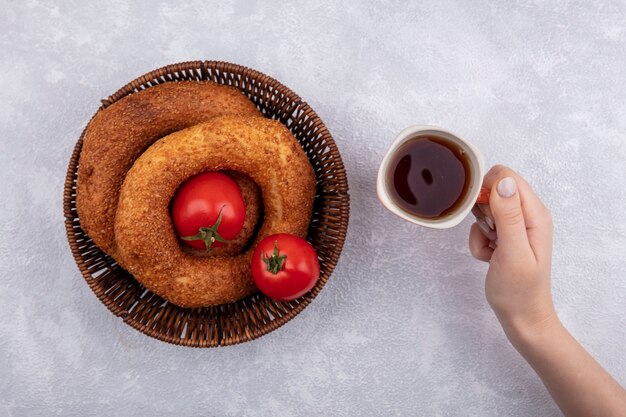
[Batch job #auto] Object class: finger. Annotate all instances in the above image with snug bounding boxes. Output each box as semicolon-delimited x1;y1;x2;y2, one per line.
476;204;496;234
473;204;497;244
482;165;552;260
469;223;494;262
471;204;484;219
475;217;497;241
489;176;532;258
473;204;496;233
476;204;495;231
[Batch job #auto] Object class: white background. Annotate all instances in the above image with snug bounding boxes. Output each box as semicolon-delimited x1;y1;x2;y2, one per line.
1;1;625;416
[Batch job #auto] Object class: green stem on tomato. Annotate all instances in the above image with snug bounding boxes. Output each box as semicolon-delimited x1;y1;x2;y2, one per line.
262;241;287;274
181;206;228;252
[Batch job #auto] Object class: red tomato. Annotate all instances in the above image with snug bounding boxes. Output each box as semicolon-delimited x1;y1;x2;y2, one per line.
251;234;320;301
170;172;245;251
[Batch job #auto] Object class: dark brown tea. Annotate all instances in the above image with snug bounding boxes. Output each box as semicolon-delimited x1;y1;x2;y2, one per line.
388;135;471;218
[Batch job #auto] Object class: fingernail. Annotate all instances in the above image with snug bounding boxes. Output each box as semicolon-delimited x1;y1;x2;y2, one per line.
484;216;495;230
476;218;490;234
471;205;483;219
497;177;517;198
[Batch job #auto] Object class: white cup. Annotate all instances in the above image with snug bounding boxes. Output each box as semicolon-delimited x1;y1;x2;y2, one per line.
376;125;485;229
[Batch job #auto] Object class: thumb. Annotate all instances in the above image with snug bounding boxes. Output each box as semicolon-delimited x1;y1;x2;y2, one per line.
490;176;530;254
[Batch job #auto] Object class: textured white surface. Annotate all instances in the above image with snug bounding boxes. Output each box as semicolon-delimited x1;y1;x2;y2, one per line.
1;1;625;416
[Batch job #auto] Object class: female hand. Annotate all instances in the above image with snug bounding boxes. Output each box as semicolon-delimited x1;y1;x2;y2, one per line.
469;164;557;339
468;164;626;417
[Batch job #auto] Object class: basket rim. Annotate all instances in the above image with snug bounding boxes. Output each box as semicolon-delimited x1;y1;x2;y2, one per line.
63;60;350;347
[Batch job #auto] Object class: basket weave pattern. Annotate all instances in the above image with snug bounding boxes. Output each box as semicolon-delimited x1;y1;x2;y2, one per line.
64;61;349;347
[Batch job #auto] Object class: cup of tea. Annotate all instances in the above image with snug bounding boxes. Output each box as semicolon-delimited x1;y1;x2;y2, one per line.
376;125;488;229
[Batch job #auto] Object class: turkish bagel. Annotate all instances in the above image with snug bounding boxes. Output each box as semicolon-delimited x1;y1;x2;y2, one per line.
114;116;316;307
76;81;261;259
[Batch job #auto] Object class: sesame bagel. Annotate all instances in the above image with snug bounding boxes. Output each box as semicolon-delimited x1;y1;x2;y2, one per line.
114;115;316;307
77;81;261;259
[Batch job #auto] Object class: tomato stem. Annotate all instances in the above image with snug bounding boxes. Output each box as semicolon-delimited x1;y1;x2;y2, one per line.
181;206;229;252
262;241;287;274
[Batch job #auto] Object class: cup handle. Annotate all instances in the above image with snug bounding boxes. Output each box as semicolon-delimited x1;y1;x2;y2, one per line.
476;187;491;205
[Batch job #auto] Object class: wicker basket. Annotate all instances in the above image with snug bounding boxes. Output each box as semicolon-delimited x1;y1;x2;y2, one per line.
63;61;349;347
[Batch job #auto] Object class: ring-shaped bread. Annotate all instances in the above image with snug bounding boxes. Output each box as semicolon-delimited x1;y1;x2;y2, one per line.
114;115;316;307
77;81;260;259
